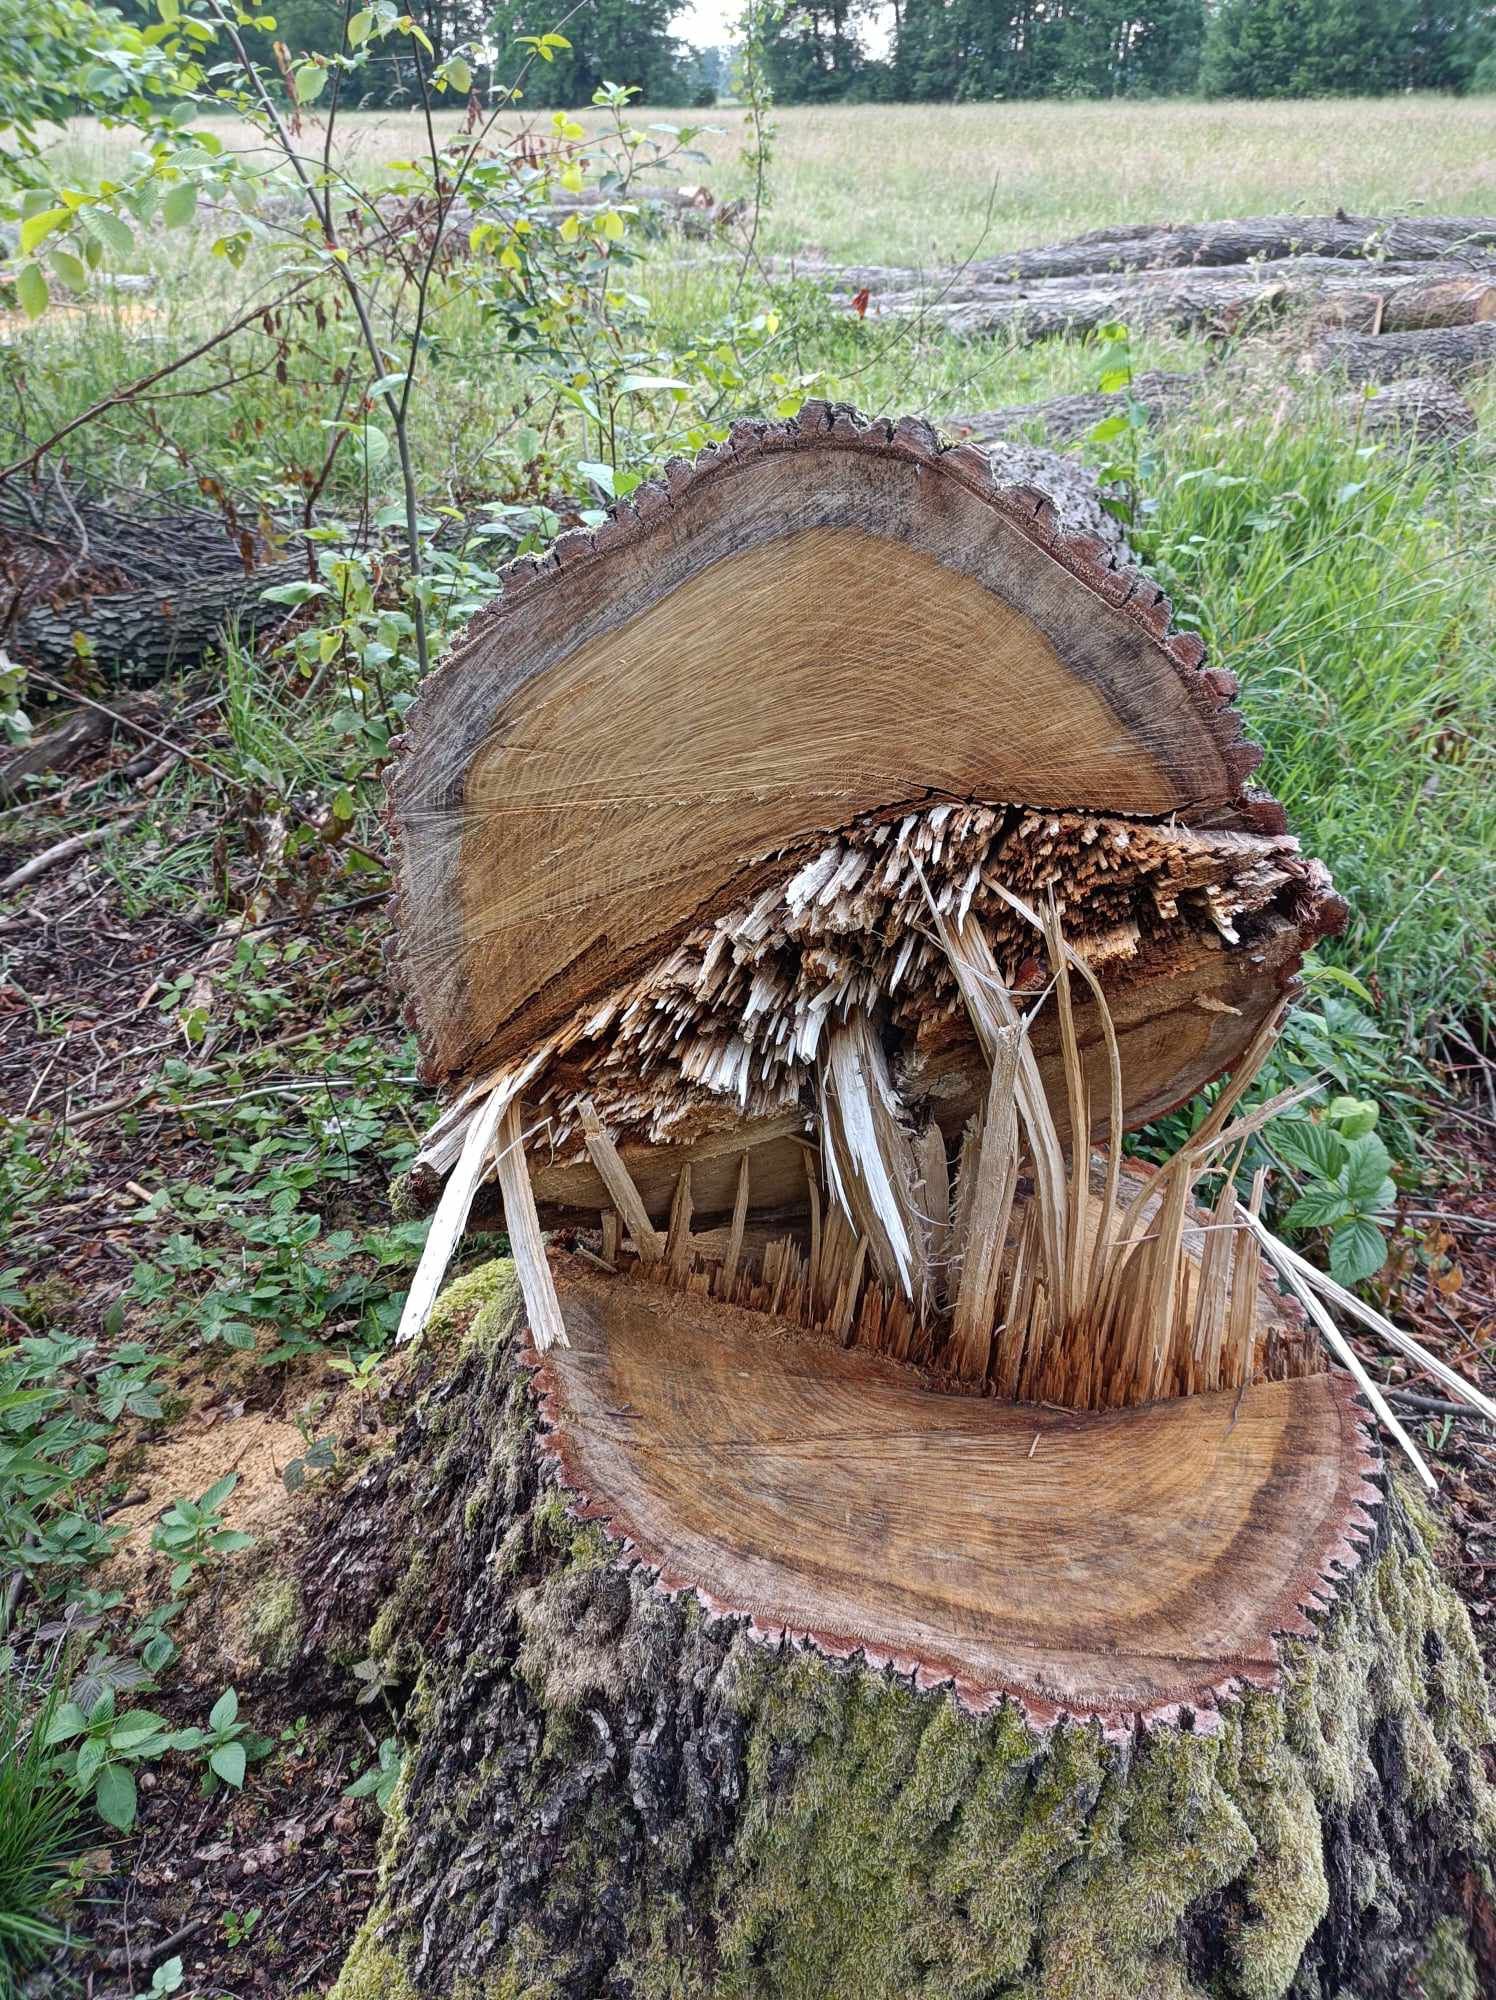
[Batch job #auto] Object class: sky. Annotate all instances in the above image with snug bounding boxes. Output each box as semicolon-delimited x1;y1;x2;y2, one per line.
674;1;893;53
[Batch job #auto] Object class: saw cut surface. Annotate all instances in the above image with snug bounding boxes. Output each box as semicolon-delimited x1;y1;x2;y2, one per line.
391;408;1267;1089
531;1273;1382;1725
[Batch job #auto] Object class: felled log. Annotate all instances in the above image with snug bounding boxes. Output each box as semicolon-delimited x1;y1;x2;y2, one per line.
855;258;1496;344
11;560;304;680
814;212;1496;294
0;481;304;680
357;402;1492;1995
1308;321;1496;385
950;370;1477;451
1307;275;1496;335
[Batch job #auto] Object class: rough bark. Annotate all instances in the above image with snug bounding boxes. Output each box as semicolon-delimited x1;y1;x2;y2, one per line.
312;1262;1496;2000
0;482;307;679
950;371;1477;451
859;261;1496;344
10;557;305;679
799;213;1496;293
1307;322;1496;385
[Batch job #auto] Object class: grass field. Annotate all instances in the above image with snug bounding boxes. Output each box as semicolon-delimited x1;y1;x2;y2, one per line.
46;91;1496;264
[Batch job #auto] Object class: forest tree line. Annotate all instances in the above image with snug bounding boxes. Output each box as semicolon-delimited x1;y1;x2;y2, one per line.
94;0;1496;108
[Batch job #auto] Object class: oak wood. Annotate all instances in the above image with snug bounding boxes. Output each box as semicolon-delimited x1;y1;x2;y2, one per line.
390;405;1266;1095
530;1271;1381;1726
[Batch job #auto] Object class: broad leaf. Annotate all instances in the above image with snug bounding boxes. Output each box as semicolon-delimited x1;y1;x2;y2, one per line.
208;1687;238;1731
95;1761;137;1832
1329;1217;1388;1286
162;182;197;229
15;263;49;320
209;1741;246;1789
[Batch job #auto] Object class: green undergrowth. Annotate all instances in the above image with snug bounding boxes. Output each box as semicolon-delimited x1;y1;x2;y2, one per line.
328;1260;1495;2000
1139;386;1496;1051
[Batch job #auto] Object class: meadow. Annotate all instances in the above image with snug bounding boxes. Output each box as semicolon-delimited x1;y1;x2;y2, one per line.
47;91;1496;262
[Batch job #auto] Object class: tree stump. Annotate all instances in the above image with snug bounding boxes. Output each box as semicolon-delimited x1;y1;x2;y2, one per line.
321;1265;1494;2000
341;403;1494;1996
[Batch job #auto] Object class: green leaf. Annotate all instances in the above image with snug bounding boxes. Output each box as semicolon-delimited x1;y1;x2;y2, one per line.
76;1738;106;1789
209;1740;246;1789
293;62;326;103
111;1711;170;1751
82;209;134;259
1285;1187;1352;1232
1096;367;1132;394
20;207;70;254
15;263;49;321
1329;1217;1387;1286
44;1701;88;1746
1271;1118;1343;1180
213;1530;256;1554
1328;1095;1378;1140
1302;960;1375;1005
347;6;373;44
1087;413;1129;443
576;459;616;497
95;1761;137;1832
367;370;409;399
198;1472;237;1513
208;1687;238;1731
444;55;471;94
1341;1134;1395;1211
162;182;198;229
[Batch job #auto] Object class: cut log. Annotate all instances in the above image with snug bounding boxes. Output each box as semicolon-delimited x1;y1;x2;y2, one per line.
315;1262;1496;2000
1307;276;1496;335
951;369;1477;451
857;259;1496;344
369;401;1493;1991
1308;321;1496;385
827;213;1496;291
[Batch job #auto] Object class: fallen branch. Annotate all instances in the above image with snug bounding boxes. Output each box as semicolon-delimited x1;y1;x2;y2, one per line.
0;811;140;892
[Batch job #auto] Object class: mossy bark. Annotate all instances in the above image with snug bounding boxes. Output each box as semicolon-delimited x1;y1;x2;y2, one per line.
309;1260;1496;2000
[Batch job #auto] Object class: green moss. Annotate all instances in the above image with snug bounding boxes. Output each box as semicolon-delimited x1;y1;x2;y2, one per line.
424;1257;518;1350
326;1929;420;2000
1412;1916;1480;2000
246;1573;303;1671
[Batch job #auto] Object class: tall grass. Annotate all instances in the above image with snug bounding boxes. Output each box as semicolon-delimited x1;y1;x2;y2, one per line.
0;1674;82;1996
31;94;1496;265
1140;388;1496;1052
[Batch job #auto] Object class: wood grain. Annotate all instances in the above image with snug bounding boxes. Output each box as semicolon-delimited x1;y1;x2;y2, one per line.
529;1271;1382;1728
390;405;1270;1093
